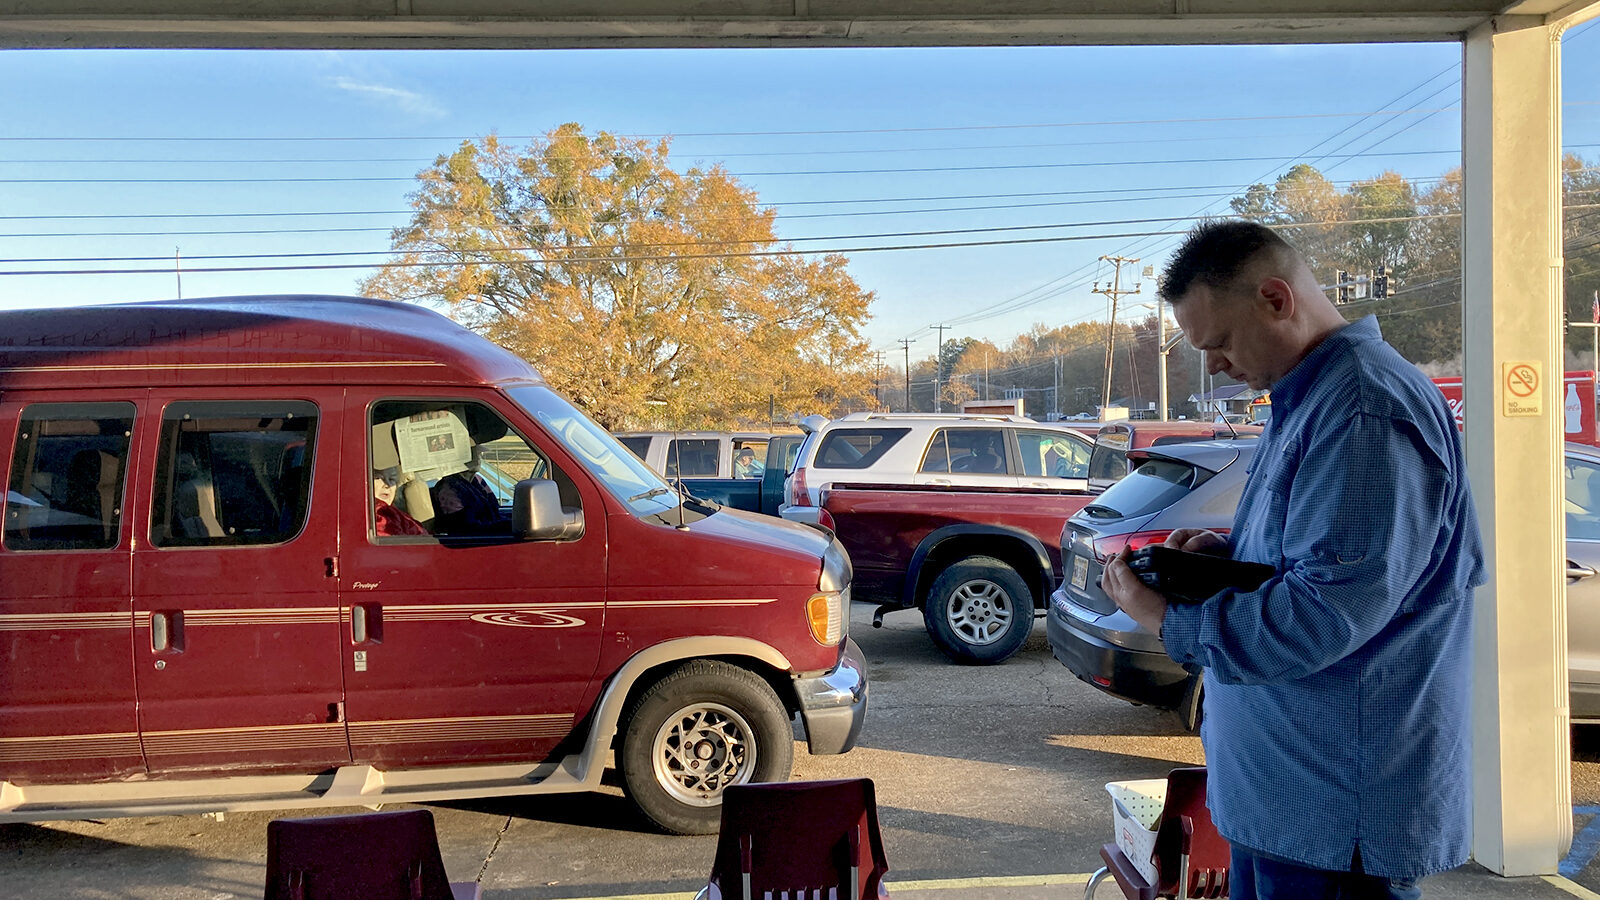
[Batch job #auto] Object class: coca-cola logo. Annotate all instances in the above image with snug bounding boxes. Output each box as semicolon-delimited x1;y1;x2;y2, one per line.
1444;396;1465;429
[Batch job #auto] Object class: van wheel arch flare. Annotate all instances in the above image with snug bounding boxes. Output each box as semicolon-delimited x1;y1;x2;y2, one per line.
618;659;794;835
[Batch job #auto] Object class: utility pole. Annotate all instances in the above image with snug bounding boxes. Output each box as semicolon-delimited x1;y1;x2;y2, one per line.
1054;355;1061;419
1157;295;1168;421
1092;255;1140;416
898;338;916;412
929;324;949;413
871;350;885;410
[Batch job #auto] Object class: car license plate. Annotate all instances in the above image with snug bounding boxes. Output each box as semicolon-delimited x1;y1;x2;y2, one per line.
1070;555;1089;591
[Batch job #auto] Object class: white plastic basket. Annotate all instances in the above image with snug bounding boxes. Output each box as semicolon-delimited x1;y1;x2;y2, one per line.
1106;778;1167;886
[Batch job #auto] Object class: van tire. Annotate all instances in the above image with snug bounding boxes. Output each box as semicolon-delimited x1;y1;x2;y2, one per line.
922;556;1033;665
619;660;795;835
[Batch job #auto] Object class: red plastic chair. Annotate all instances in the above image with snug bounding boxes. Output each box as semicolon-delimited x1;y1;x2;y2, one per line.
695;778;891;900
264;808;483;900
1085;767;1228;899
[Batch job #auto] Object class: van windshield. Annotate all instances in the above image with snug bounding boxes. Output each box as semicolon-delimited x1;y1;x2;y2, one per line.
507;386;681;517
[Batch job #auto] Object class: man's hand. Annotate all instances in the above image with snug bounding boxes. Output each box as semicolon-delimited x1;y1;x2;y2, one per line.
1164;528;1229;555
1104;547;1170;636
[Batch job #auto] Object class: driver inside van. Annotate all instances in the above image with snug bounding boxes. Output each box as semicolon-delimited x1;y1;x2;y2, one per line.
373;466;427;537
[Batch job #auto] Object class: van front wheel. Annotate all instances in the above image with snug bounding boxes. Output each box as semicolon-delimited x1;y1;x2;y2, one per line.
923;556;1034;665
619;660;795;835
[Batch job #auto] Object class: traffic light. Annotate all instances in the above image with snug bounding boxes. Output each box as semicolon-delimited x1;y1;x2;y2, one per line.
1335;269;1351;304
1373;265;1389;299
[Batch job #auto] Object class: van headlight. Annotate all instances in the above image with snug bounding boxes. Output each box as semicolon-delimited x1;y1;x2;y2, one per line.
808;541;853;645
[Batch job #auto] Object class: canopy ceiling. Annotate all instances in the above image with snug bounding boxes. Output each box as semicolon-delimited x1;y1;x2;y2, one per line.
0;1;1591;50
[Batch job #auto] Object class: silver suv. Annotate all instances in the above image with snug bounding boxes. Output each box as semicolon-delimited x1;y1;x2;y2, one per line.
780;413;1094;528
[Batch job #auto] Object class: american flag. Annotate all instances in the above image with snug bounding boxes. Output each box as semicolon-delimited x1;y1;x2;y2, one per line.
1593;290;1599;325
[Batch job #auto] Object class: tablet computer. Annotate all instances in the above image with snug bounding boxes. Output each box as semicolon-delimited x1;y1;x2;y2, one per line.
1125;546;1275;604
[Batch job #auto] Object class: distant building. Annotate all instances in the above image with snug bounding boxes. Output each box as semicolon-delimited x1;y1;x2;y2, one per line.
1188;383;1267;421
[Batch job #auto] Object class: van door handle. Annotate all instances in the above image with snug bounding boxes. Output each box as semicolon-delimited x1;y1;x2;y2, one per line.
151;611;184;653
352;604;382;644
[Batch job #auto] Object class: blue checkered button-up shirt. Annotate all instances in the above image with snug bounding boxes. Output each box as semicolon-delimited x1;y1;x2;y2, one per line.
1160;316;1485;879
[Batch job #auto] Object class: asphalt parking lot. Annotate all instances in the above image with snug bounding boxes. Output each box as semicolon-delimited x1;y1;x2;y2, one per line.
5;604;1600;899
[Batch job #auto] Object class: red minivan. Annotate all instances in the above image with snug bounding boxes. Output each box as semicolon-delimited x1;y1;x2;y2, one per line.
0;296;866;834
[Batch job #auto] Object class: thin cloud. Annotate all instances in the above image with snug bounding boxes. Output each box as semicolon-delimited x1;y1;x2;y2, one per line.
330;76;445;118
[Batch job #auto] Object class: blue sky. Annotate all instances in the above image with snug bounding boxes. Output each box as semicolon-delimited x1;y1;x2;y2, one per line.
1;34;1597;361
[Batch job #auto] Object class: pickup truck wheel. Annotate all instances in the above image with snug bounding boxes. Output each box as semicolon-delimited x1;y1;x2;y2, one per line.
619;660;794;835
923;556;1033;664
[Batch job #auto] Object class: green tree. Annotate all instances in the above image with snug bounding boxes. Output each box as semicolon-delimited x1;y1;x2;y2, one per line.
360;124;875;430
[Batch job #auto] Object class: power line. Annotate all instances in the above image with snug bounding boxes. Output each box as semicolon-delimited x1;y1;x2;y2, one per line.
2;210;1500;266
0;147;1486;185
0;106;1474;144
0;171;1478;223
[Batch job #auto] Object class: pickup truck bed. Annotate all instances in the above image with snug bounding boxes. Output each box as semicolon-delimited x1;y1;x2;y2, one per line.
822;482;1095;663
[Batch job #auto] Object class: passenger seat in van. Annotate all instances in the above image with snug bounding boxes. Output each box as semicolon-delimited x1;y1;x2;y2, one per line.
370;421;435;529
174;452;225;539
63;448;120;543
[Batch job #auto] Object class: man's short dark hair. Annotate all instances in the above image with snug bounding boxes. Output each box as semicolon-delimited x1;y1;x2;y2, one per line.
1158;220;1296;303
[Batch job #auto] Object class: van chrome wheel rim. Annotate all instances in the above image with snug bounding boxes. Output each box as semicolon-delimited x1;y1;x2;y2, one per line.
652;702;758;807
946;579;1014;646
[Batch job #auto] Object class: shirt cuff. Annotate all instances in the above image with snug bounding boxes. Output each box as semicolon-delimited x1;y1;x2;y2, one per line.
1159;601;1204;666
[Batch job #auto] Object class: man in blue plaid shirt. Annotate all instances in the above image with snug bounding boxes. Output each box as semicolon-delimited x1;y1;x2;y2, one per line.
1105;220;1485;900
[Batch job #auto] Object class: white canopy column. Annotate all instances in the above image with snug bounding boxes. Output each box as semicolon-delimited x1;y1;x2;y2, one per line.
1463;11;1573;876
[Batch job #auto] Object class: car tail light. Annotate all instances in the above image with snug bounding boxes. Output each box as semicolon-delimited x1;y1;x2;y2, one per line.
790;467;811;507
1092;530;1172;561
817;507;837;532
1092;528;1230;561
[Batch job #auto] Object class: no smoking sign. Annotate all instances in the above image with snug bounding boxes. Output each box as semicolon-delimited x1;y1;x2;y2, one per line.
1503;362;1543;417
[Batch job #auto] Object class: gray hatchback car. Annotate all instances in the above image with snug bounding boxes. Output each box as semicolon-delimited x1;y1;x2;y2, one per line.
1049;438;1600;730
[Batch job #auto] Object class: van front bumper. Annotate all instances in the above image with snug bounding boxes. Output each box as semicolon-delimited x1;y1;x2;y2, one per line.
794;637;868;755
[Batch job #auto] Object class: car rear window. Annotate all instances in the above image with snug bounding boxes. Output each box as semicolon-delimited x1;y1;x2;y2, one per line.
1080;459;1200;520
814;428;909;469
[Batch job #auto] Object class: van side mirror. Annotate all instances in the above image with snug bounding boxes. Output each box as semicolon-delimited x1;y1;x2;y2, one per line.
512;478;583;541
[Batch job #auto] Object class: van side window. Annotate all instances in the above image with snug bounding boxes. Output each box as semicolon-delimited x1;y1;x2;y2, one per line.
617;436;652;459
4;402;135;551
370;400;563;540
665;439;718;479
150;401;317;548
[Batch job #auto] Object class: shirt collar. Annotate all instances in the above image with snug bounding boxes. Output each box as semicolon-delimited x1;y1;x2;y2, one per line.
1268;315;1381;415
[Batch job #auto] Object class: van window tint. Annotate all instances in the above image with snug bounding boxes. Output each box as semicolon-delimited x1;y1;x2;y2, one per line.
815;428;908;470
617;436;652;459
665;439;718;478
1018;430;1091;478
5;402;135;551
370;399;564;540
150;401;316;548
1081;459;1198;520
920;428;1007;474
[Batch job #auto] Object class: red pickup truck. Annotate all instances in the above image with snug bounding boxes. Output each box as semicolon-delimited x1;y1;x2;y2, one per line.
820;482;1095;664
